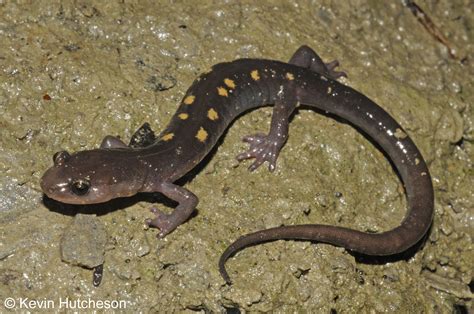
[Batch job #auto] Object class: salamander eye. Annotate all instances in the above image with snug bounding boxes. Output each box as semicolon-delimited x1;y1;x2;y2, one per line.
53;151;71;166
71;179;90;196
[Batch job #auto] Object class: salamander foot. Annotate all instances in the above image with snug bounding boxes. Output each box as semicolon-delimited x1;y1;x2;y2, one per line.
237;133;282;172
324;60;347;80
145;207;175;238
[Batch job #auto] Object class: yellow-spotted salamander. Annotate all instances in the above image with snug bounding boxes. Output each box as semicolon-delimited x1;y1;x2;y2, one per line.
41;46;434;284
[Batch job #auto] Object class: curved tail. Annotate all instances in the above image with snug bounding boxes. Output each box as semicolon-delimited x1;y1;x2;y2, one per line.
219;76;434;284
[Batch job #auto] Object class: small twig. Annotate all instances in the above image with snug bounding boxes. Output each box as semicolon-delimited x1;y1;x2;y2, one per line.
403;0;458;59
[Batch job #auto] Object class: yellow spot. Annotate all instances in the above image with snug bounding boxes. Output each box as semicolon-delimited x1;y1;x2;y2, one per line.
286;72;294;80
178;113;189;120
251;70;260;81
195;127;208;142
207;108;219;121
217;86;228;97
224;78;236;89
415;158;420;165
184;95;195;105
327;86;332;94
161;133;174;141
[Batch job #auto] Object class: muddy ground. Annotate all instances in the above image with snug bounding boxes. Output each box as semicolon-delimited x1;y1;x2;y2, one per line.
0;1;472;312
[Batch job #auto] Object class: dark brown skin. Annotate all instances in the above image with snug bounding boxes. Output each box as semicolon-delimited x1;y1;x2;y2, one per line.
41;46;434;284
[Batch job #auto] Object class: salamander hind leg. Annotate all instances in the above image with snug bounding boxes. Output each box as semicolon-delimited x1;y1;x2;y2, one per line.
145;182;198;238
289;45;347;79
237;89;297;172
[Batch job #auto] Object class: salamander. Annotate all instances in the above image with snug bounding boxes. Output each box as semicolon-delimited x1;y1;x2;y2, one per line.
40;45;434;284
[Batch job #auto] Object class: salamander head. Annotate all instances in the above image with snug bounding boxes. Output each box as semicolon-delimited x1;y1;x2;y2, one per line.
41;150;146;204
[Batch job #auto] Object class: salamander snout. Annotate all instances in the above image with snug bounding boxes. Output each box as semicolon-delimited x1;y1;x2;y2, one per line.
40;159;97;205
40;149;146;205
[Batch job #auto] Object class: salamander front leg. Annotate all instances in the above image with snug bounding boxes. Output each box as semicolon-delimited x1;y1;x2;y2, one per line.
289;45;347;79
100;136;128;149
145;182;198;238
100;122;157;149
237;90;297;172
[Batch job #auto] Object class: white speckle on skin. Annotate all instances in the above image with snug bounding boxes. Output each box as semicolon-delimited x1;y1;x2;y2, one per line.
277;85;284;98
396;141;408;154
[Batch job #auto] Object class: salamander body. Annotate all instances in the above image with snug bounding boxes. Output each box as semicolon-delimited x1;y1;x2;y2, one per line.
41;46;434;283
